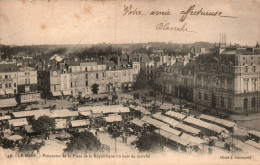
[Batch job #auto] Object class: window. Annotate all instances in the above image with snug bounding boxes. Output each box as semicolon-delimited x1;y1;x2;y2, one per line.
252;78;257;91
198;92;201;100
0;84;2;88
14;89;16;94
85;67;88;72
5;75;8;79
0;75;1;79
252;97;256;108
244;79;249;92
71;82;73;88
5;84;8;88
96;73;98;79
85;74;88;79
245;66;248;73
69;68;72;73
86;81;88;86
253;66;256;72
204;93;208;100
75;81;78;87
9;83;11;88
244;98;248;109
221;96;224;107
102;72;105;78
228;98;232;108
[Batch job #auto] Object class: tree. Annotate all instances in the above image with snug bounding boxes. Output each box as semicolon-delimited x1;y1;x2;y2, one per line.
64;131;102;153
31;116;55;138
135;132;164;152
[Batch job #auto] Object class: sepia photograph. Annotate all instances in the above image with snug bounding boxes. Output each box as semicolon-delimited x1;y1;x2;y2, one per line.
0;0;259;164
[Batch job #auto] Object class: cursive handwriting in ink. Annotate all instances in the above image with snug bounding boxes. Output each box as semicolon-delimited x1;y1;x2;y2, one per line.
156;23;196;33
123;4;146;16
179;5;237;22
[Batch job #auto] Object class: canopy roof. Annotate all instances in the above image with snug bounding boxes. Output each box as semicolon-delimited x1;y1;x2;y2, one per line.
0;98;17;108
165;111;186;120
0;115;11;121
199;114;236;128
130;118;145;127
248;130;260;138
152;112;179;127
71;119;90;127
104;115;122;122
175;123;201;135
8;118;28;127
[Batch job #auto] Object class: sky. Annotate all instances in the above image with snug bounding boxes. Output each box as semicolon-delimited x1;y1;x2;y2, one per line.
0;0;259;46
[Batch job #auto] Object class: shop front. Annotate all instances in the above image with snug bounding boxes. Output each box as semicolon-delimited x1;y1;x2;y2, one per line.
19;92;41;104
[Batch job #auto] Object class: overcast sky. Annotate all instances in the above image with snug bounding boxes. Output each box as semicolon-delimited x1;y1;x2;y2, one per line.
0;0;259;46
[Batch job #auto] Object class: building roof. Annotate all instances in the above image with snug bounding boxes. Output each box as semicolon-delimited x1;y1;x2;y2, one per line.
71;119;90;127
104;114;122;122
0;64;19;72
199;114;236;128
175;123;201;135
8;118;28;127
0;98;17;108
104;61;116;67
248;130;260;138
130;118;145;127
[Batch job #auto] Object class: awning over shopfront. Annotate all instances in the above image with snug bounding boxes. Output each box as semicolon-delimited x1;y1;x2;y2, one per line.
0;90;5;95
0;98;17;108
0;115;11;121
130;118;145;127
52;91;62;97
8;118;28;127
5;89;14;94
62;90;72;96
104;115;122;122
71;119;90;127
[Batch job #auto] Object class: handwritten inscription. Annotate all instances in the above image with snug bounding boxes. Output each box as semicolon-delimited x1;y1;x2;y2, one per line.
156;23;196;33
179;5;237;22
122;4;237;33
123;4;145;16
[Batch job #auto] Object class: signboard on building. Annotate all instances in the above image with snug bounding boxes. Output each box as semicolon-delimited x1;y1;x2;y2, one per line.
20;93;41;103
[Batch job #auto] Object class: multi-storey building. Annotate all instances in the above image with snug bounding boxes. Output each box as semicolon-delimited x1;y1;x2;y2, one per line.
105;60;134;92
67;60;106;96
193;46;260;113
0;64;19;97
17;66;41;103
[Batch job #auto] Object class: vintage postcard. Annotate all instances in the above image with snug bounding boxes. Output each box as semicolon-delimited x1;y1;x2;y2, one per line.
0;0;260;164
